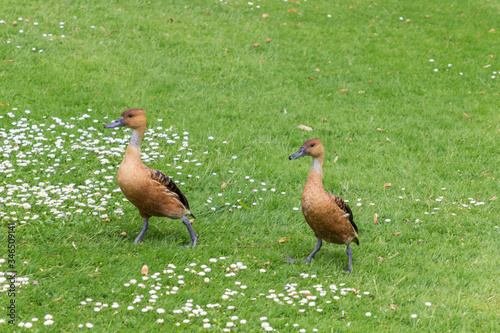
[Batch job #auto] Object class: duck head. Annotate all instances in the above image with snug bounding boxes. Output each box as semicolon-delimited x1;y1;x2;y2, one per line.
104;109;147;129
289;138;325;160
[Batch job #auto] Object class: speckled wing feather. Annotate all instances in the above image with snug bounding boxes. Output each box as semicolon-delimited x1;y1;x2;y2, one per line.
332;195;358;234
148;168;193;216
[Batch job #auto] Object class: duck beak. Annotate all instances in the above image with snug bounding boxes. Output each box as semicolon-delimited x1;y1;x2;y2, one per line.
104;117;125;128
289;146;307;160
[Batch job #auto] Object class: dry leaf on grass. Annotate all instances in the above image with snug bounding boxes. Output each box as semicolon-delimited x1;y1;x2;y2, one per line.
490;196;498;201
252;43;260;47
288;9;297;12
377;128;384;132
120;231;127;236
278;237;290;243
392;232;401;236
308;76;315;80
463;113;472;119
378;256;384;262
221;182;226;189
337;89;348;93
374;213;378;224
262;14;269;18
141;265;149;276
321;118;328;122
297;124;313;131
265;38;271;42
390;304;400;310
384;183;392;188
333;156;338;163
72;241;77;250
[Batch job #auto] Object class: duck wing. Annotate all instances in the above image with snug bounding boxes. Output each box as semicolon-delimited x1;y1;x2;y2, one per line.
332;195;358;234
148;168;192;214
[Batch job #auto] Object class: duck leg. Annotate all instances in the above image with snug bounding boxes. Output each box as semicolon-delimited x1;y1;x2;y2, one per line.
181;216;198;247
345;245;353;273
284;238;323;264
134;218;149;244
303;238;322;263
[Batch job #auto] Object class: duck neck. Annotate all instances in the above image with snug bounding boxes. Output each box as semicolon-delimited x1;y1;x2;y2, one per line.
123;127;145;163
306;155;325;190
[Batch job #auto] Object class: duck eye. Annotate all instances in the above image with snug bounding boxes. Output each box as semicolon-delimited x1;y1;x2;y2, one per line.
128;114;133;118
310;143;315;147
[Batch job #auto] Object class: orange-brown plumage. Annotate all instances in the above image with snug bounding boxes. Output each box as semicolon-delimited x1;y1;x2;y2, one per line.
288;138;359;272
104;109;197;246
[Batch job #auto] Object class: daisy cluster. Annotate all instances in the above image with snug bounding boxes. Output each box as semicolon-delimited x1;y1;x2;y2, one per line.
0;16;67;53
74;257;380;331
14;314;56;329
0;259;34;296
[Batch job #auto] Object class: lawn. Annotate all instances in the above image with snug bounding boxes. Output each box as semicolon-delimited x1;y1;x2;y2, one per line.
0;0;499;331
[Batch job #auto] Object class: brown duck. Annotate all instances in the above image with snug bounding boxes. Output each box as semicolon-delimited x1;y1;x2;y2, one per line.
104;109;197;247
287;138;359;273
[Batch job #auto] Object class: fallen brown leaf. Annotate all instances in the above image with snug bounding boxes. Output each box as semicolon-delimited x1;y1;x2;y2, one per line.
262;14;269;18
288;9;297;12
321;118;328;122
333;156;338;163
315;68;320;72
392;232;401;236
405;19;411;23
7;60;13;62
390;304;400;310
384;183;392;188
297;124;313;131
221;182;226;189
72;241;77;250
490;196;498;201
337;89;348;93
265;38;271;42
263;261;271;268
189;219;194;223
374;213;378;224
358;90;366;94
53;297;62;302
13;21;17;26
386;137;391;142
483;64;491;68
120;231;127;236
252;43;260;47
377;128;384;132
424;15;430;18
489;29;496;33
102;218;110;222
378;256;384;262
308;76;315;80
278;237;290;243
141;265;149;276
463;113;472;119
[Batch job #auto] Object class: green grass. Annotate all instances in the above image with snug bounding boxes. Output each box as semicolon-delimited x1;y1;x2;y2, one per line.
1;0;499;331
